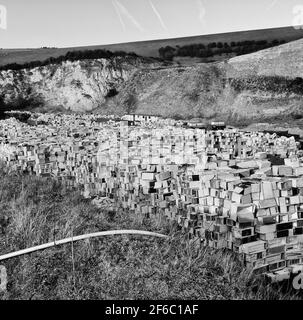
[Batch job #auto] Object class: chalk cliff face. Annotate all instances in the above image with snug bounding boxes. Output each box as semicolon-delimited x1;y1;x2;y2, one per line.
0;58;144;112
1;39;303;124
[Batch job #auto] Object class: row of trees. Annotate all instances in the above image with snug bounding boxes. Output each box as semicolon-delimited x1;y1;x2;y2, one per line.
159;39;286;60
0;49;139;72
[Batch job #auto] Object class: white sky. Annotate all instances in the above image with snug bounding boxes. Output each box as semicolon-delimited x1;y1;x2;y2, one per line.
0;0;300;48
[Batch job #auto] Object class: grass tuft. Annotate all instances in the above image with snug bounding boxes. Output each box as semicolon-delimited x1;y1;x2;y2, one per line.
0;169;301;300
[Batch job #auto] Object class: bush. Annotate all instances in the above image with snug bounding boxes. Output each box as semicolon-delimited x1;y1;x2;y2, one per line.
124;93;138;114
159;46;176;61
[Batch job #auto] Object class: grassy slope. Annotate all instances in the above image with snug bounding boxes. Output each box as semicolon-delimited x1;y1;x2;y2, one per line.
227;38;303;78
100;64;226;119
1;26;303;67
0;168;300;300
99;65;303;123
95;38;303;124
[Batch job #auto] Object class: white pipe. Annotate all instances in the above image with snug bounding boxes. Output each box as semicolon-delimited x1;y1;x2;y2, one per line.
0;230;168;261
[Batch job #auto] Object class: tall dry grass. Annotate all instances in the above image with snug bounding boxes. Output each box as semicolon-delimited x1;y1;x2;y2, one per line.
0;168;301;300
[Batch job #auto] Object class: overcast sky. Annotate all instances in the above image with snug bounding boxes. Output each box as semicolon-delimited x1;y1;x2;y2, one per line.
0;0;301;48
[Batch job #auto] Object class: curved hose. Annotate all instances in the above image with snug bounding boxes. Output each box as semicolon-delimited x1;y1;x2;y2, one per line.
0;229;168;261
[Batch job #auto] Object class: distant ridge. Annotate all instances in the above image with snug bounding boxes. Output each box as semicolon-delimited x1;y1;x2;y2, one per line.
1;26;303;66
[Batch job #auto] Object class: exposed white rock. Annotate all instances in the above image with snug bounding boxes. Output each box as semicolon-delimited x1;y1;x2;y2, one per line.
0;58;138;112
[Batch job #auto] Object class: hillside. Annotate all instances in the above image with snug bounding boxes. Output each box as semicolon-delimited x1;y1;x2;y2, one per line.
98;38;303;122
227;39;303;78
1;37;303;124
1;26;303;67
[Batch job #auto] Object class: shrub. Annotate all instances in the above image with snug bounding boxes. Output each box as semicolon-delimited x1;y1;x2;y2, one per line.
124;93;138;114
106;88;119;98
159;46;176;61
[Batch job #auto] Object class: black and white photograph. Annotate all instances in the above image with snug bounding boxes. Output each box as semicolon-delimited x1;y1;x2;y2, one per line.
1;0;303;306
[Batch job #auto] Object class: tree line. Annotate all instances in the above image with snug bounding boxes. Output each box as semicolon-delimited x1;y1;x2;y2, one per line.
0;49;139;72
159;39;286;60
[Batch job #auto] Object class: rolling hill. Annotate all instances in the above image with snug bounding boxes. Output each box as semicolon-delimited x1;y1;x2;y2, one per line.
1;29;303;126
95;38;303;123
1;26;303;67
